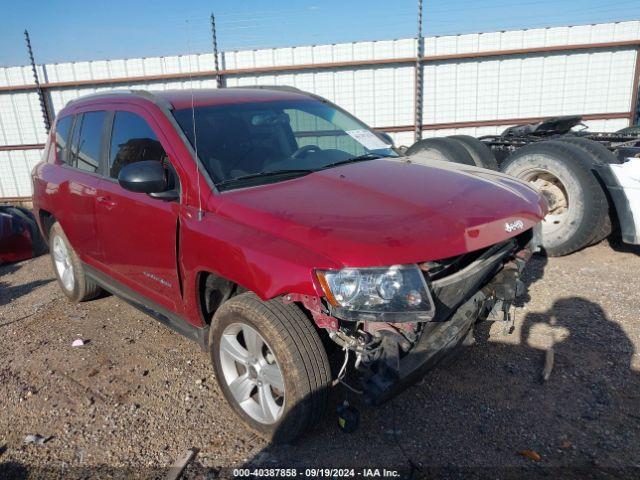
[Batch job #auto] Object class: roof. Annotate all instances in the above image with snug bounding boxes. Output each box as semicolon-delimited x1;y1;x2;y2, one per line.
156;87;312;110
64;87;314;113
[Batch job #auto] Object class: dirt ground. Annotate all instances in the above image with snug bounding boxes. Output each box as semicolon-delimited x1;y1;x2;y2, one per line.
0;241;639;479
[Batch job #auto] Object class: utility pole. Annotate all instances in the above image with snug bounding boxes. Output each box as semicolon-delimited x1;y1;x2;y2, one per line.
210;13;224;88
414;0;424;143
25;29;52;133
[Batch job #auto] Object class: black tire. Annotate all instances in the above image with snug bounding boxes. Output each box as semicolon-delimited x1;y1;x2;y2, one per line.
501;141;609;256
209;293;331;444
557;136;616;244
448;135;499;170
48;222;102;302
405;137;475;166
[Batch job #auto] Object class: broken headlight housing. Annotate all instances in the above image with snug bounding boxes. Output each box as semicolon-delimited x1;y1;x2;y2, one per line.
316;265;435;322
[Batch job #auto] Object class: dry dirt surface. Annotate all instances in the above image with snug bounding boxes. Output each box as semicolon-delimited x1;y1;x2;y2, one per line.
0;242;639;479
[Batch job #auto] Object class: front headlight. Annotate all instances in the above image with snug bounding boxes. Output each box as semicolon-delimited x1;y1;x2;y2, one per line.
316;265;435;322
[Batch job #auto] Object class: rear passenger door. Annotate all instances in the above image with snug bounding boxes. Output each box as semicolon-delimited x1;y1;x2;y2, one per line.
95;107;182;313
58;110;108;261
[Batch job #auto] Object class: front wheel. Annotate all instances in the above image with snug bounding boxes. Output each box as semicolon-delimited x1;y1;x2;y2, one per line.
209;293;331;444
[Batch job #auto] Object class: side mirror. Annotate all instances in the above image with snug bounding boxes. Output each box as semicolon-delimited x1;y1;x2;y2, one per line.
118;160;168;194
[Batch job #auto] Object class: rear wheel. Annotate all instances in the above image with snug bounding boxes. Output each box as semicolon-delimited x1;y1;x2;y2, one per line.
448;135;499;170
209;293;331;444
501;141;609;256
405;137;475;166
49;222;102;302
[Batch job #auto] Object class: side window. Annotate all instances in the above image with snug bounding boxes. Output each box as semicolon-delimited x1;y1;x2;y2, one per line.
54;115;73;164
109;111;168;179
69;111;107;173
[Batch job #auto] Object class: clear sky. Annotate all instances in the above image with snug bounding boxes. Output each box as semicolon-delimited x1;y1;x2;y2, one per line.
1;0;639;67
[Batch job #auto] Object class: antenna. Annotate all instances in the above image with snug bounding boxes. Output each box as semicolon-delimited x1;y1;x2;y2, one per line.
186;20;203;221
210;13;224;88
24;30;52;133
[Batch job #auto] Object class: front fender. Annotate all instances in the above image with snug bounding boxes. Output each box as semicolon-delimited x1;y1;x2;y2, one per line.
179;208;340;325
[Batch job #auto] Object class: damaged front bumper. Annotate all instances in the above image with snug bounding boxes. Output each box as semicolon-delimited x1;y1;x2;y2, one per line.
326;230;535;405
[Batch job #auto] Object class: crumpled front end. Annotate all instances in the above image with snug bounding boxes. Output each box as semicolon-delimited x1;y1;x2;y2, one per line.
303;228;538;405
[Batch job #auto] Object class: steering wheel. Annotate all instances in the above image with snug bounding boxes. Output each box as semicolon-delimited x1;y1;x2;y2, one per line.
291;145;322;159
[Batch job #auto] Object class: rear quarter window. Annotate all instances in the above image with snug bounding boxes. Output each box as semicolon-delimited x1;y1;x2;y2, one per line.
69;111;107;174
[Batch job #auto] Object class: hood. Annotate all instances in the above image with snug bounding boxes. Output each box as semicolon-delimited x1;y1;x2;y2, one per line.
215;159;546;267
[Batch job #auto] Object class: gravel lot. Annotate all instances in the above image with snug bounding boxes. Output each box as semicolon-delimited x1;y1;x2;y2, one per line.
1;241;639;479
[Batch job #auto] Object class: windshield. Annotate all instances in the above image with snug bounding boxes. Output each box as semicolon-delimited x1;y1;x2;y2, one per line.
173;99;397;190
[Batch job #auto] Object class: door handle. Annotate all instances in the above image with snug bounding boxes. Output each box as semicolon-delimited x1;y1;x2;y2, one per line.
97;196;117;208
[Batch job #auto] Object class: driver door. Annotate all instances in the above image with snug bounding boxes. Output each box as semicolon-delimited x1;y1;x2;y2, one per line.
95;107;182;313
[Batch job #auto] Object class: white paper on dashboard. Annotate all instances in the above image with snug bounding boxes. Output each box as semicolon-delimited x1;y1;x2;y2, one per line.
345;129;391;150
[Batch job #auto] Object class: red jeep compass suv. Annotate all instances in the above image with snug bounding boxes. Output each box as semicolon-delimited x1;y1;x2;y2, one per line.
32;87;546;442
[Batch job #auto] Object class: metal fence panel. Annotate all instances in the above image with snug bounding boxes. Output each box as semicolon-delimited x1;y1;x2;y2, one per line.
1;21;639;198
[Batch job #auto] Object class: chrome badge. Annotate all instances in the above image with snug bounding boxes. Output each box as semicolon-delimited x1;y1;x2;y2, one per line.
505;220;525;233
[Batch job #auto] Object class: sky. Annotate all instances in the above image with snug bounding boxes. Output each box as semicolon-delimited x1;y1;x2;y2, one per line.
0;0;639;67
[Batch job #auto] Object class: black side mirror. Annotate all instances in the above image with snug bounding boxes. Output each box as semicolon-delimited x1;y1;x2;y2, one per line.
118;160;168;194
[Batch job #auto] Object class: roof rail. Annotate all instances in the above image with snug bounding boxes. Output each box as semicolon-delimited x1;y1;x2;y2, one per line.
228;85;304;94
65;89;174;111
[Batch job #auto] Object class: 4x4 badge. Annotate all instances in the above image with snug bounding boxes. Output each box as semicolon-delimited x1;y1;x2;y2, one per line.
505;220;524;232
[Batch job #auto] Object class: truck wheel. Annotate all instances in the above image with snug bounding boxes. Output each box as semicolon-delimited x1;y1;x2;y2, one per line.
209;293;331;444
405;137;475;166
448;135;499;170
501;141;609;256
49;222;102;302
557;136;617;245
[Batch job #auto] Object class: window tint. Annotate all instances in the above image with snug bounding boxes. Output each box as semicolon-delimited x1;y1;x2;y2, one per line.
54;115;73;164
69;111;107;173
109;111;167;179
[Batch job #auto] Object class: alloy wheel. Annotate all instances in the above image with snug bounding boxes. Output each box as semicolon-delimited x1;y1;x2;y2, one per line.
218;322;285;424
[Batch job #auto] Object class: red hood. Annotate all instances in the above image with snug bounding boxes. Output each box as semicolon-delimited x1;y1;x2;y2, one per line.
214;159;546;267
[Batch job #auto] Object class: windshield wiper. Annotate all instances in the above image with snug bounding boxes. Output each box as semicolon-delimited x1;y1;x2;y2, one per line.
319;152;394;171
216;169;314;188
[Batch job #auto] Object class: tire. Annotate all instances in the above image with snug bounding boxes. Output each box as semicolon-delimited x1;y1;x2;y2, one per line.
501;141;609;256
557;136;617;244
209;293;331;444
405;137;476;166
49;222;102;302
448;135;499;170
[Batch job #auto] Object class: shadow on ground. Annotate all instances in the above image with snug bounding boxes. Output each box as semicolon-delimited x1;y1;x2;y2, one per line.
0;262;53;309
1;255;639;479
179;254;637;479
